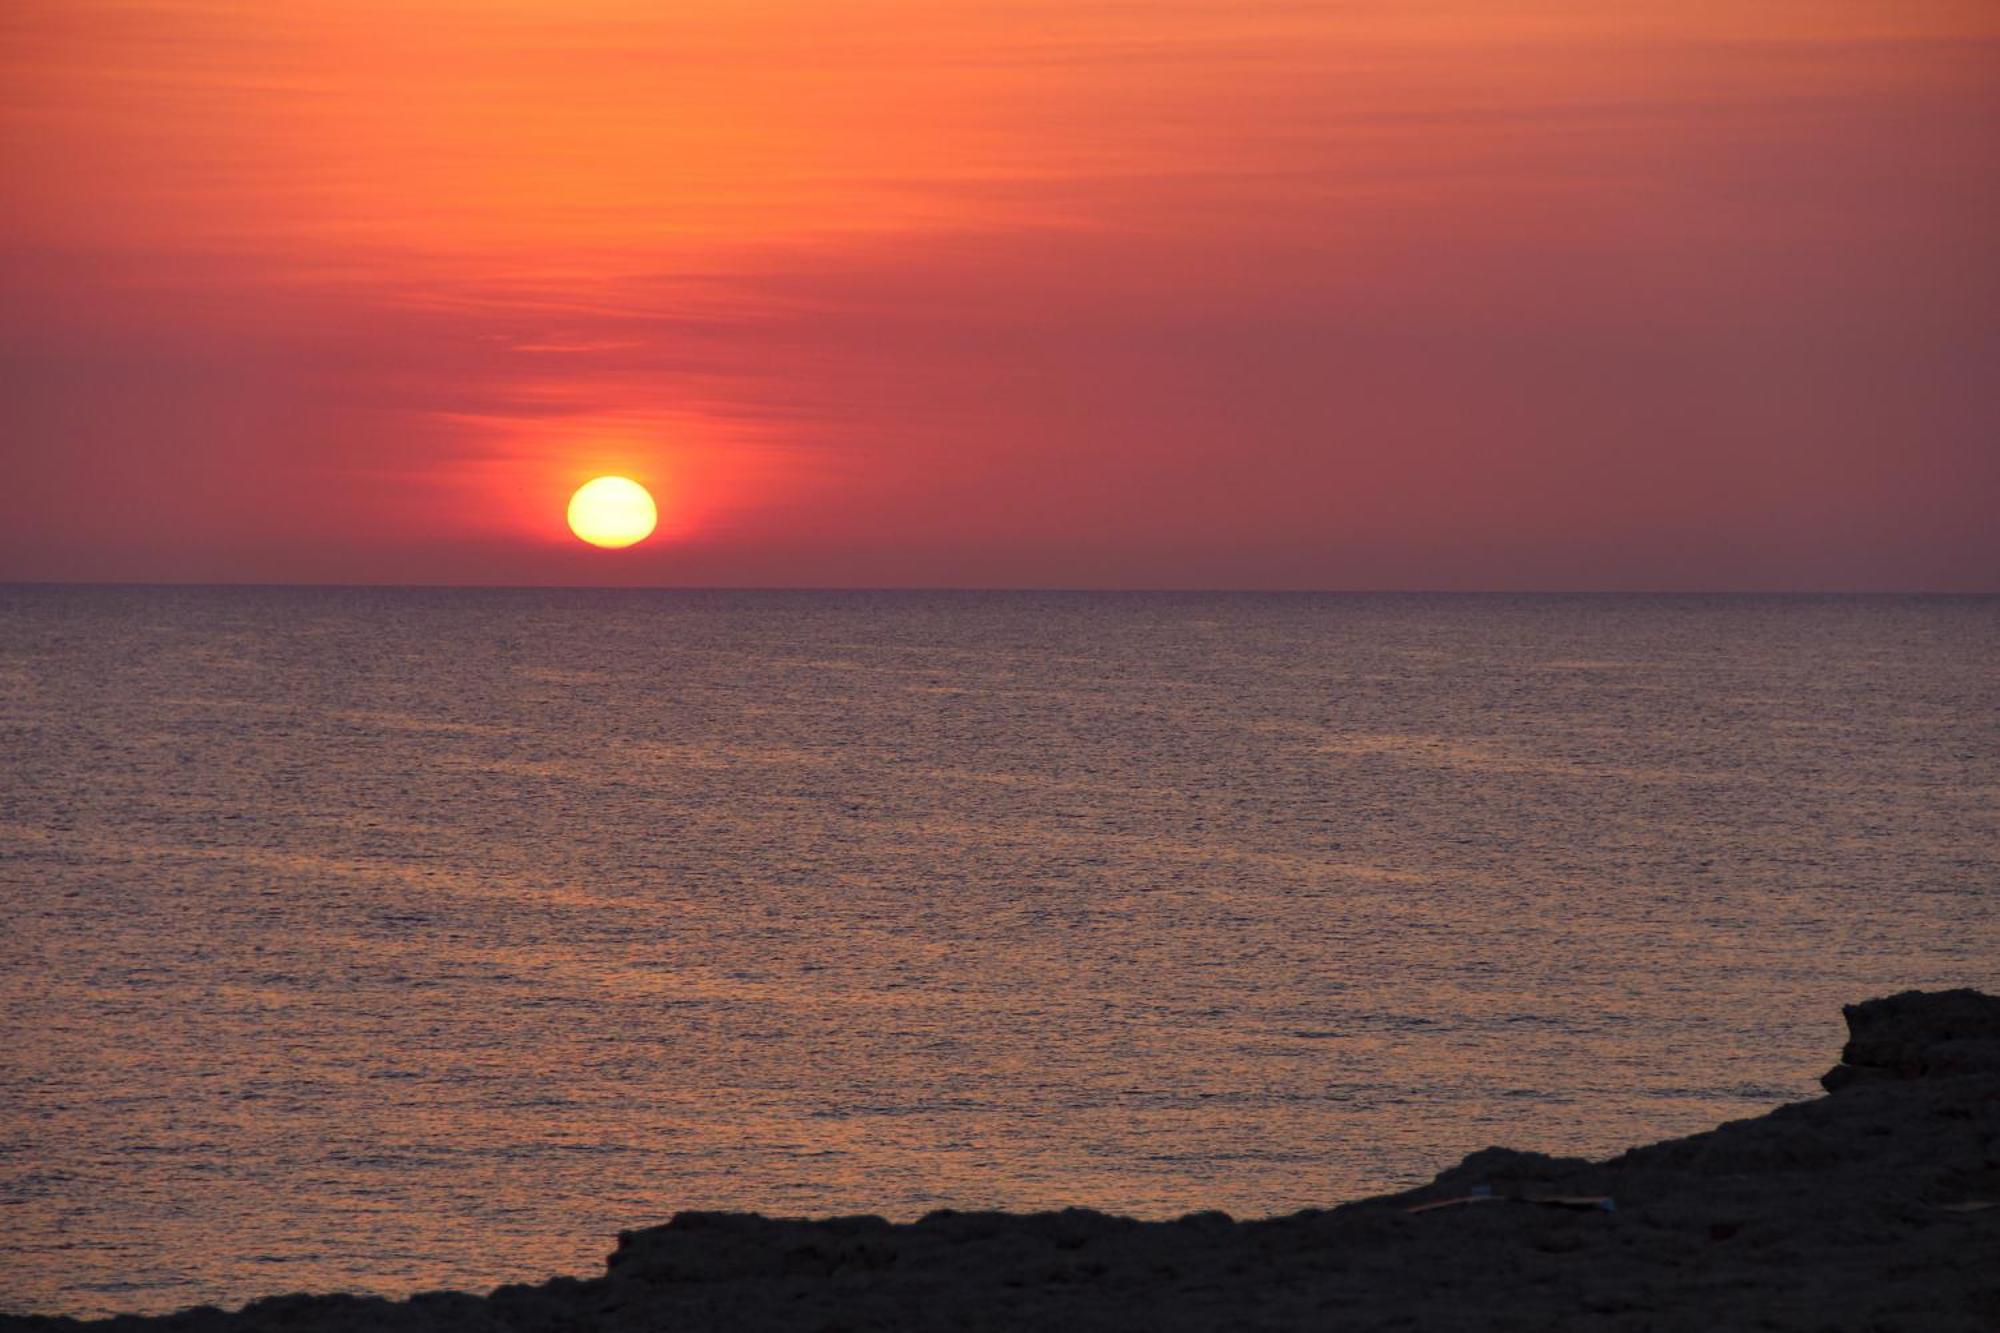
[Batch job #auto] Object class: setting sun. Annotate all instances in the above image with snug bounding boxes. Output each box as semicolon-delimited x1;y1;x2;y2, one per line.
566;476;658;549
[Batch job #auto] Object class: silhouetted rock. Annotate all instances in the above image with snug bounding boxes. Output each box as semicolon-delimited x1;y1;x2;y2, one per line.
7;991;1996;1331
1819;987;2000;1091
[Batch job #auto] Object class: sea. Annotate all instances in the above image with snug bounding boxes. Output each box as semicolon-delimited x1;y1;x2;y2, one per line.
2;587;1995;1316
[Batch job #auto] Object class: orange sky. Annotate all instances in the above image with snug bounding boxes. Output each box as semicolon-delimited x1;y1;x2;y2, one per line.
3;0;1995;588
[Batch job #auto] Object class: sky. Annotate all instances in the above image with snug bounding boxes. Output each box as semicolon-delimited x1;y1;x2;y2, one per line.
2;0;1995;589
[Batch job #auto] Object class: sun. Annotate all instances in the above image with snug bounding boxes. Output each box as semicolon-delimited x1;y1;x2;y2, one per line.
567;476;658;548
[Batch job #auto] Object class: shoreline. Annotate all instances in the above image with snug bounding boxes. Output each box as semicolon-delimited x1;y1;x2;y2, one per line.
7;989;1995;1331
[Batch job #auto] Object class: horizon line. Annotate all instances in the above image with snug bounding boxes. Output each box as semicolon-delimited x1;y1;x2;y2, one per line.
3;579;1995;598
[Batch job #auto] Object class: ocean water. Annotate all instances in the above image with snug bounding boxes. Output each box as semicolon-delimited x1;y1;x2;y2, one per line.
1;587;1995;1316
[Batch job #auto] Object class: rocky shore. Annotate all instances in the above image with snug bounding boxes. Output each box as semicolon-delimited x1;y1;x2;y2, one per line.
8;990;1996;1332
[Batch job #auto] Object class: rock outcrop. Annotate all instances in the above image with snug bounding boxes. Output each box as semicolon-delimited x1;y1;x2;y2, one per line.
1820;987;2000;1091
7;991;1997;1332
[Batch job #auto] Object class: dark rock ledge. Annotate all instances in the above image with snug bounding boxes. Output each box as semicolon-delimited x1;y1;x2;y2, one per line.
7;990;1997;1332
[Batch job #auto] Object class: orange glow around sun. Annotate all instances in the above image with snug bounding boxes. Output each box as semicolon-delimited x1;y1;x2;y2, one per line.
566;477;658;548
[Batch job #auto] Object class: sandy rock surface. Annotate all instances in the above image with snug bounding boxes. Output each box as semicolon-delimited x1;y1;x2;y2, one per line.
7;990;1996;1332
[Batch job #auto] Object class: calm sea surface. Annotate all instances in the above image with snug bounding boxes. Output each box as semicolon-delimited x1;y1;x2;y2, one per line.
2;588;1995;1315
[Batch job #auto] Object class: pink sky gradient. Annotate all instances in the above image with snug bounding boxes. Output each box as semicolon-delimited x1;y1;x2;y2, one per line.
3;0;1995;588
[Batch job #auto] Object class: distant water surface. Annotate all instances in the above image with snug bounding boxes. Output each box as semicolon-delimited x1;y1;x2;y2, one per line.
1;588;1995;1315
